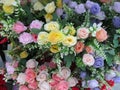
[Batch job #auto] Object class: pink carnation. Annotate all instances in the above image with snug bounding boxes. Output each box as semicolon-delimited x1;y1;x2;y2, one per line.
12;21;27;34
30;20;43;29
55;81;69;90
82;54;95;66
28;81;38;89
26;59;37;68
25;68;36;83
19;32;34;45
19;85;29;90
77;28;89;39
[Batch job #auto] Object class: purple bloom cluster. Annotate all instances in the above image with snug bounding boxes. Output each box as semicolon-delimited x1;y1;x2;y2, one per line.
75;4;86;14
88;79;99;88
113;76;120;83
80;71;87;79
113;2;120;13
93;56;104;68
85;0;95;9
112;16;120;28
68;1;77;9
90;3;101;15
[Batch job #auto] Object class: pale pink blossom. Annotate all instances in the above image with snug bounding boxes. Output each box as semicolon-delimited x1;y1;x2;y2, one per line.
68;77;78;87
38;81;51;90
52;73;64;82
26;59;38;68
30;20;43;29
28;81;38;90
36;71;48;82
17;73;26;85
61;67;71;80
77;28;89;39
19;85;29;90
6;62;15;74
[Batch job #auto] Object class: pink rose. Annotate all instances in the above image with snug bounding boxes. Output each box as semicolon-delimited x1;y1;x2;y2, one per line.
28;81;38;89
61;67;71;80
36;71;48;82
49;80;59;89
17;73;26;85
49;61;57;69
55;81;69;90
52;73;64;82
82;54;95;66
6;62;15;74
32;34;38;42
38;81;51;90
12;21;27;34
19;85;29;90
96;28;108;42
85;46;94;54
68;77;78;87
25;68;36;83
39;65;47;72
77;28;89;39
26;59;38;68
13;61;19;68
30;20;43;29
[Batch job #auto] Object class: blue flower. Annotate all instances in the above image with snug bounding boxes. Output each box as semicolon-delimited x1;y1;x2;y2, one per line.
75;4;86;14
112;16;120;28
90;3;101;15
63;0;71;4
68;1;77;9
80;71;87;79
85;0;94;9
92;87;100;90
88;79;99;88
113;76;120;83
93;56;104;68
113;2;120;13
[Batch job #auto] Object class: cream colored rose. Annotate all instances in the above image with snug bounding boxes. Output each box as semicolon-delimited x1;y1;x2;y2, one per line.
17;73;26;85
44;1;56;13
62;35;77;47
33;1;44;11
1;0;17;6
68;77;78;87
44;21;60;31
37;32;48;45
36;71;48;82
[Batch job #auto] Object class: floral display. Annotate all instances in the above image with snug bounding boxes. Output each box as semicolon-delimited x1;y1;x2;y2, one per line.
0;0;120;90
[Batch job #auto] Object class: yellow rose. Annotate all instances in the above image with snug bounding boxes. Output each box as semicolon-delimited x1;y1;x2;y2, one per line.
44;1;56;13
45;13;53;22
37;32;48;45
62;35;77;47
44;21;60;31
33;1;44;11
50;44;60;53
2;0;16;6
56;0;63;8
3;5;14;14
48;31;65;44
20;51;28;59
63;26;76;35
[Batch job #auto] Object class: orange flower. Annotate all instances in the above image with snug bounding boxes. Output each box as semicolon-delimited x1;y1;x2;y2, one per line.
74;42;84;53
85;46;94;54
96;28;108;42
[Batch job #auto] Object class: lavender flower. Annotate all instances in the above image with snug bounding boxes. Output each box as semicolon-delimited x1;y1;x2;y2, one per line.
113;76;120;83
68;1;77;9
80;71;87;79
85;0;95;9
63;0;71;4
105;70;116;80
93;56;104;68
19;32;34;45
91;88;100;90
113;2;120;13
112;16;120;28
116;65;120;72
75;4;86;14
95;11;106;20
90;3;101;15
56;8;63;17
87;79;99;88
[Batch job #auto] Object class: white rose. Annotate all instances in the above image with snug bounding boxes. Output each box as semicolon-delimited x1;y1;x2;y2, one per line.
68;77;78;87
38;81;51;90
33;1;44;11
36;71;48;82
26;59;38;68
44;1;56;13
17;73;26;85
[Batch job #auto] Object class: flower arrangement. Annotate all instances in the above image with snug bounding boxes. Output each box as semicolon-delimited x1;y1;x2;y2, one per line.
0;0;120;90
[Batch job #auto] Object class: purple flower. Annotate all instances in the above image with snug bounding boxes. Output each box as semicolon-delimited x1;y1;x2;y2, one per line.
93;56;104;68
80;71;87;79
105;70;116;80
63;0;71;4
87;79;99;88
56;8;63;16
92;88;100;90
68;1;77;9
19;32;34;45
112;16;120;28
113;76;120;83
95;11;106;20
75;4;86;14
116;65;120;72
85;0;95;9
113;2;120;13
90;3;101;15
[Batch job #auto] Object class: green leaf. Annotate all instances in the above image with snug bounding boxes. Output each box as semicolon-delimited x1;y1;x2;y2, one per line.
107;49;115;55
113;34;120;48
31;28;41;34
63;54;75;68
105;53;114;66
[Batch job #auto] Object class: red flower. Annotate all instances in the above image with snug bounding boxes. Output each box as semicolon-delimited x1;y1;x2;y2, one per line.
101;84;106;90
72;87;79;90
106;80;114;87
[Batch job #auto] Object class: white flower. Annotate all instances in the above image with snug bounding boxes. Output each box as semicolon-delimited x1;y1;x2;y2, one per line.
36;71;48;82
44;1;56;13
38;81;51;90
33;1;44;11
17;73;26;85
26;59;38;68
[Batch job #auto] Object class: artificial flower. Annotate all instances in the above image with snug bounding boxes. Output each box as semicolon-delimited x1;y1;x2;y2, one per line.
74;42;84;53
20;51;28;59
2;5;14;14
63;25;76;35
77;28;89;39
50;44;61;53
26;59;38;69
45;13;53;22
17;73;26;85
56;0;63;8
30;20;43;29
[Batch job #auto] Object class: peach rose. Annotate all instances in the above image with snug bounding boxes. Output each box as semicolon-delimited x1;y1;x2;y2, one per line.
96;28;108;42
68;77;78;87
74;42;84;53
25;68;36;83
55;81;69;90
28;81;38;90
61;67;71;80
82;54;95;66
19;85;29;90
85;46;94;54
36;71;48;82
77;28;89;39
